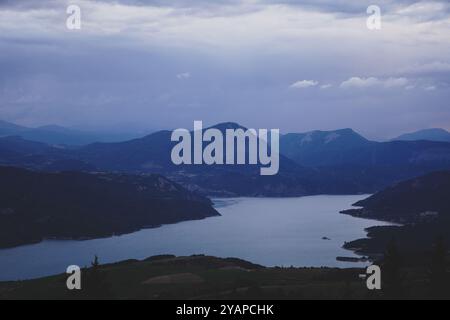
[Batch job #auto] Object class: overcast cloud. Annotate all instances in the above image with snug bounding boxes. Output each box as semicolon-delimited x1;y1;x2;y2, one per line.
0;0;449;139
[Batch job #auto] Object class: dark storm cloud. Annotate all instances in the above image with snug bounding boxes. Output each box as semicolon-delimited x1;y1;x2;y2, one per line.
101;0;450;18
264;0;446;13
1;0;448;15
0;0;60;9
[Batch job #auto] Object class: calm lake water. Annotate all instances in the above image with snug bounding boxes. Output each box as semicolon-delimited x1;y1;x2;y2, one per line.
0;195;391;281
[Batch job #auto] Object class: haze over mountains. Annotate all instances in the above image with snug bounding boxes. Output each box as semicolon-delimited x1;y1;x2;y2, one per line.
0;120;142;146
2;120;450;197
280;129;450;168
393;128;450;143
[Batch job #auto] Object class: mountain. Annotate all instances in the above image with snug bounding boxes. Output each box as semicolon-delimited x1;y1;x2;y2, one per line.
0;166;219;248
82;122;441;196
342;170;450;224
3;123;450;197
0;136;61;168
75;123;333;196
77;130;175;172
0;120;27;136
0;136;94;172
280;128;374;166
281;128;450;170
76;122;254;172
0;120;141;146
393;128;450;143
19;125;102;146
0;135;57;154
341;171;450;260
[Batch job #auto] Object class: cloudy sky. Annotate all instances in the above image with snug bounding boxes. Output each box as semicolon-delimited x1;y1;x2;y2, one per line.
0;0;449;139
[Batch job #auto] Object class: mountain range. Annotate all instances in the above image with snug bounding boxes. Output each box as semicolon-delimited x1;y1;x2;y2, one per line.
3;119;450;146
279;128;450;167
0;120;142;145
2;120;450;196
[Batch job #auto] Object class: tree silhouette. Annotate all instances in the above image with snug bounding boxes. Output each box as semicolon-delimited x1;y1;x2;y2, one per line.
382;239;403;298
430;236;448;298
84;255;112;299
91;255;100;268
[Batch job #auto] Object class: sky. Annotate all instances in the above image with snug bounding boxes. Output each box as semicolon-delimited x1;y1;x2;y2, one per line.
0;0;449;140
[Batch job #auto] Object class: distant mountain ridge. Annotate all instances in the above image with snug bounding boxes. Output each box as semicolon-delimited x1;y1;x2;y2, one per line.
393;128;450;143
280;128;450;168
0;120;142;145
3;122;450;197
0;136;94;172
75;123;332;196
0;120;26;136
280;128;375;166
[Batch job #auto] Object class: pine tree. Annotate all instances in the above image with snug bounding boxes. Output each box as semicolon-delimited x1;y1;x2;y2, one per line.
85;255;112;299
91;255;100;268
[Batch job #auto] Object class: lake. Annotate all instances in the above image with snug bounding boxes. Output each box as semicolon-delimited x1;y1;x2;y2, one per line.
0;195;391;281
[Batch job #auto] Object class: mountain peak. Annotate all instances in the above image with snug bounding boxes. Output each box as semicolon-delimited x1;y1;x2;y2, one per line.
0;120;27;134
336;128;358;134
37;125;71;132
207;122;247;131
285;128;369;143
393;128;450;142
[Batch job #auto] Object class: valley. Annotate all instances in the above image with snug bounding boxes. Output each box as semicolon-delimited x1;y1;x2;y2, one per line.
0;119;449;291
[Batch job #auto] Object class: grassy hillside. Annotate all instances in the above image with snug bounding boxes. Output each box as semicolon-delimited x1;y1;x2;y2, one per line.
0;255;448;300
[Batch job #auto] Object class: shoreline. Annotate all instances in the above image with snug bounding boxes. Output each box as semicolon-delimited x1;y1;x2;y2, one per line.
0;194;383;281
0;213;221;250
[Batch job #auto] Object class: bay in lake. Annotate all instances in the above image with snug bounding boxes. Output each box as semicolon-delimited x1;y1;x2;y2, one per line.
0;195;391;281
